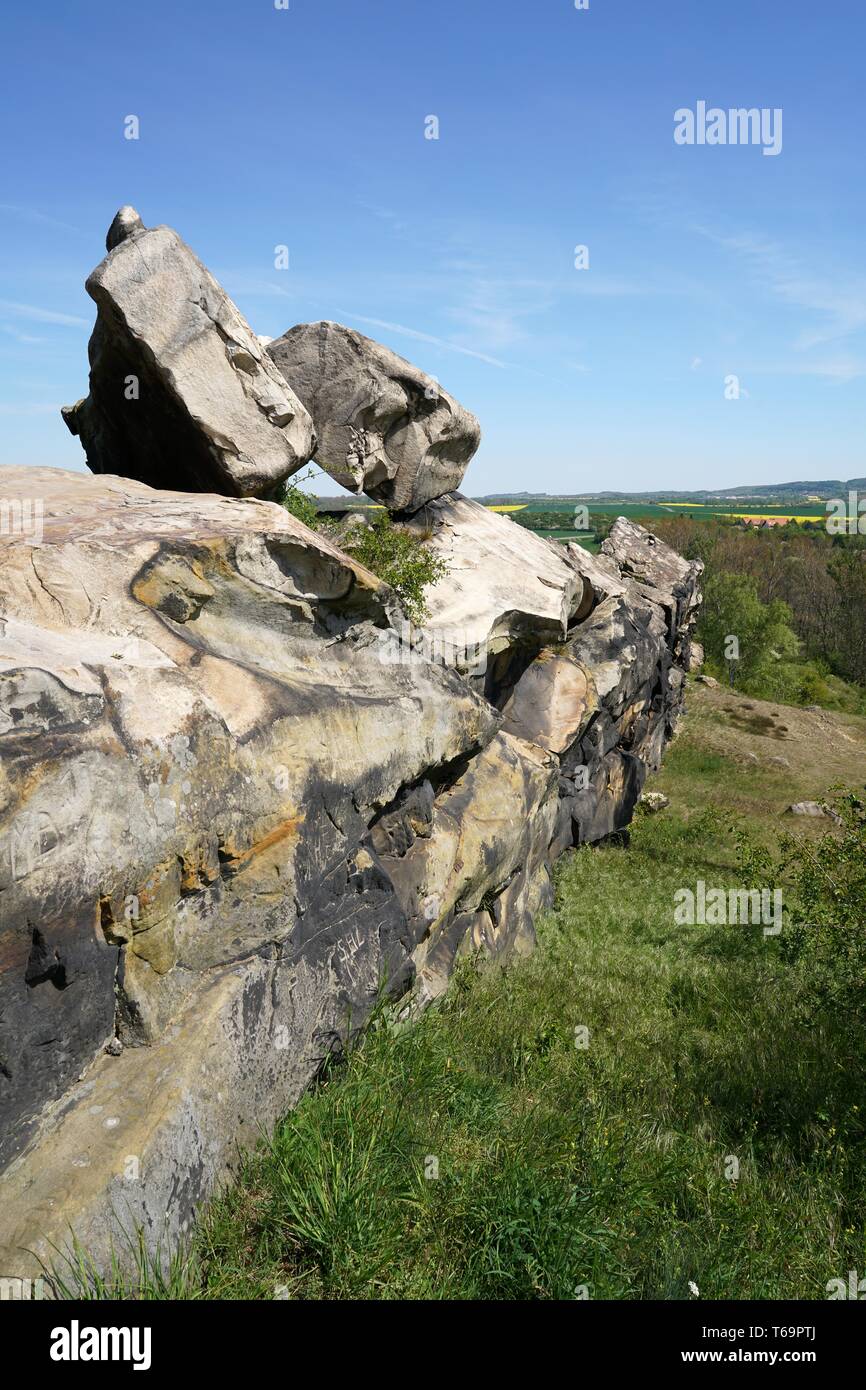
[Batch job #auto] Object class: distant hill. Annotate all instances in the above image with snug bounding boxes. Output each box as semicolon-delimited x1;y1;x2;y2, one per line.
313;479;866;510
473;479;866;504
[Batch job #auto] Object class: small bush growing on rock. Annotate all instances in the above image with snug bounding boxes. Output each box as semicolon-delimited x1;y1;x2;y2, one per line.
343;513;448;625
280;468;320;531
278;480;447;625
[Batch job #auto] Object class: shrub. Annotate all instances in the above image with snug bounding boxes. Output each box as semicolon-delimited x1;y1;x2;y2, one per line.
735;789;866;1030
343;513;448;625
280;468;320;531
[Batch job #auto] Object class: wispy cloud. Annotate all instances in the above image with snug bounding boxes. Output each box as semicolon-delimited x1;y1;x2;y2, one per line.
340;313;509;367
0;299;89;327
747;357;866;384
0;323;47;345
694;226;866;351
0;203;83;235
356;200;408;235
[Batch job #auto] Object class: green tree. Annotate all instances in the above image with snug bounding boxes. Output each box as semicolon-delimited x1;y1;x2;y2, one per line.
698;571;800;688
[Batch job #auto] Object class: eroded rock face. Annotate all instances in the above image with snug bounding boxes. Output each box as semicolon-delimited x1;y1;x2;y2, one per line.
62;210;315;497
0;466;496;1177
405;494;590;700
266;322;480;512
507;527;703;851
369;730;559;1006
0;460;700;1276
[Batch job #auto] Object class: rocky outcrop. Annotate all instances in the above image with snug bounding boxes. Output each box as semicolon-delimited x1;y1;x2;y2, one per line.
0;210;701;1282
267;322;480;512
62;210;315;497
403;493;591;699
371;730;559;1007
0;465;497;1169
0;462;700;1278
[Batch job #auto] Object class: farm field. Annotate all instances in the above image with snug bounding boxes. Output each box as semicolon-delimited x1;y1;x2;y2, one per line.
480;498;832;545
490;499;829;521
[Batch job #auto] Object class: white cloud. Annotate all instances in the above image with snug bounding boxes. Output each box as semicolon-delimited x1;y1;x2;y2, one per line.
341;313;509;368
0;299;89;327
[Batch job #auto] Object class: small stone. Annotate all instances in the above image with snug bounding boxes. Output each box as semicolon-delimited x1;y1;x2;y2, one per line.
105;1038;123;1057
105;204;145;252
785;801;842;824
638;790;670;813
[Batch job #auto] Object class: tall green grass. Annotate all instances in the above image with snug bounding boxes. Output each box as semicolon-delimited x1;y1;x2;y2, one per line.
60;751;866;1300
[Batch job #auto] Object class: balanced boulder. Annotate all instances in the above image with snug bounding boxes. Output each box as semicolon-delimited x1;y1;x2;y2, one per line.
62;209;315;497
266;321;480;512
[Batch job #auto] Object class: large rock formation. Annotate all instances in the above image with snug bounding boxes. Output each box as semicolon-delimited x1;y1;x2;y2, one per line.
402;493;591;699
0;211;701;1282
266;322;481;512
0;466;496;1169
62;210;315;497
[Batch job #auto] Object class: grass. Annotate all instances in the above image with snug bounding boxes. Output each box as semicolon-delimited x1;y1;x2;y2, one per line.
57;688;866;1300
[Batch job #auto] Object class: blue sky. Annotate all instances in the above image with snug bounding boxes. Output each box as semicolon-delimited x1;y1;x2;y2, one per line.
1;0;864;494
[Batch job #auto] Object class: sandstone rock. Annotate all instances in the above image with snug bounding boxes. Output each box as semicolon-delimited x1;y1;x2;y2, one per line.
266;322;480;512
105;205;145;252
601;516;698;596
564;541;627;611
696;674;719;688
406;494;589;698
62;210;315;497
0;467;700;1278
0;465;496;1182
602;518;702;665
488;520;700;853
370;730;559;1006
555;592;675;844
501;648;597;755
687;642;704;672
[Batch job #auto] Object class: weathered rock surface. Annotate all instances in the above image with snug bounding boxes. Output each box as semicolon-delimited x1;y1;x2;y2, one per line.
0;466;496;1171
62;210;315;497
266;322;480;512
501;525;702;850
405;494;590;699
2;195;703;1288
0;466;700;1277
601;517;703;666
688;641;705;672
370;730;559;1006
